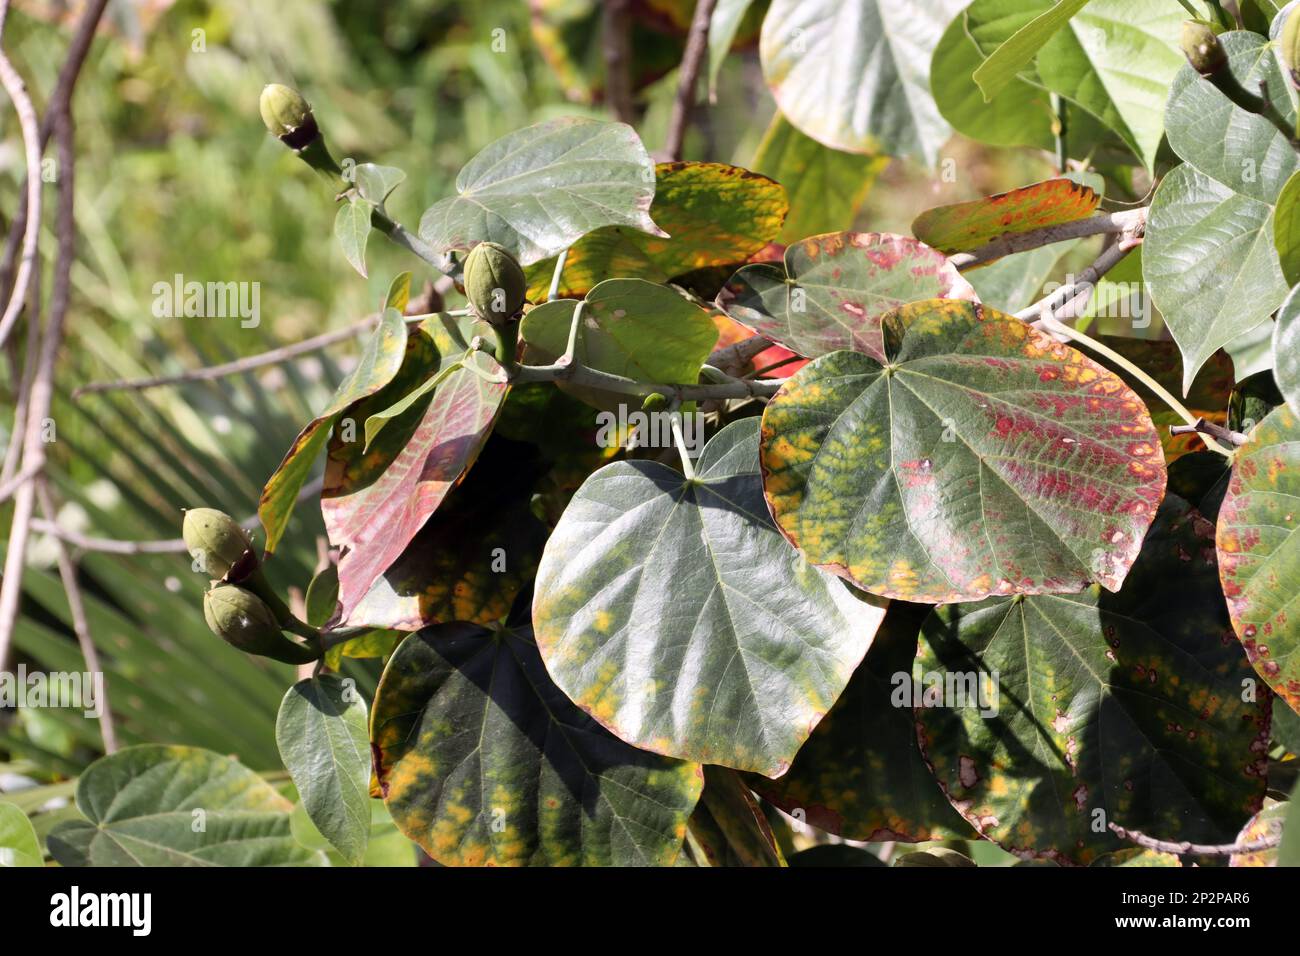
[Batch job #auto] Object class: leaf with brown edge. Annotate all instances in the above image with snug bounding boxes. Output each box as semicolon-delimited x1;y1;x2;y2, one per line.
259;308;409;554
716;232;977;362
760;298;1166;603
371;616;702;866
533;418;887;776
915;495;1269;866
525;162;788;300
346;435;549;632
1217;405;1300;715
322;313;508;622
911;178;1100;256
746;601;975;843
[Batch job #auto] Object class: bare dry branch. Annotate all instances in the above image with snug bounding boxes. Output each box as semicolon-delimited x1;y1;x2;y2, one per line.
662;0;718;161
1109;822;1279;857
0;0;42;348
35;480;118;752
950;207;1148;271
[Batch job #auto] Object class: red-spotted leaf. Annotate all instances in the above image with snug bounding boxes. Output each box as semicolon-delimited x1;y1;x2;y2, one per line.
915;496;1269;865
259;308;409;553
911;178;1100;256
371;621;702;866
533;418;888;776
1098;336;1235;465
525;162;789;299
1217;405;1300;715
747;601;975;842
760;298;1166;603
322;313;508;621
716;232;977;362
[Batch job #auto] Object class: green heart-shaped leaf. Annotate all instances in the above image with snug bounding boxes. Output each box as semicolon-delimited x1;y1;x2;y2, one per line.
533;418;887;776
371;622;702;866
930;7;1056;150
1033;0;1184;170
718;232;977;361
0;803;41;867
1165;32;1300;203
47;745;324;866
1217;405;1300;716
1144;164;1287;394
276;675;370;866
916;496;1269;865
747;602;975;842
418;117;663;266
971;0;1091;101
760;298;1166;602
521;278;719;408
760;0;964;164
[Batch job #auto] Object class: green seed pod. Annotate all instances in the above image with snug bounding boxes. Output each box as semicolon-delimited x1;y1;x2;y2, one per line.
183;508;256;580
1179;20;1227;77
1283;7;1300;89
641;392;670;413
259;83;319;150
462;242;527;324
203;585;318;665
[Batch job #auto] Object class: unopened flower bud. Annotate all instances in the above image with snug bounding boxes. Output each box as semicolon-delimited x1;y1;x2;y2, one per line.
641;392;670;413
203;585;317;664
1180;20;1227;77
463;242;527;324
259;83;319;150
183;508;256;580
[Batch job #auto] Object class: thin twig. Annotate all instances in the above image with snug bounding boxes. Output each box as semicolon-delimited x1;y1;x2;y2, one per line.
0;0;112;674
663;0;718;161
1109;822;1280;856
1016;236;1142;324
950;208;1148;271
0;113;75;673
0;0;42;348
1169;417;1248;448
0;0;109;319
512;359;783;401
601;0;636;125
0;459;43;505
35;480;118;753
74;314;380;397
708;333;773;374
28;476;326;556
